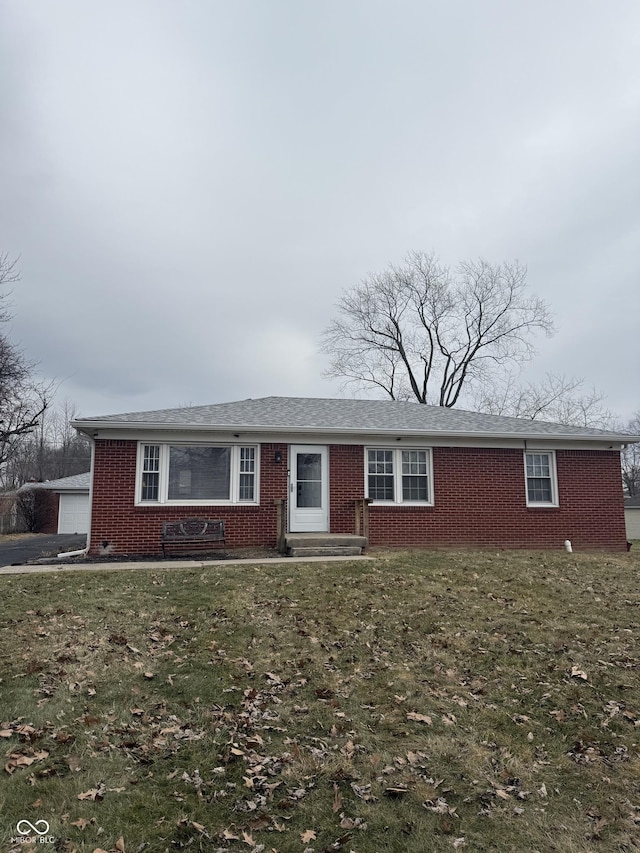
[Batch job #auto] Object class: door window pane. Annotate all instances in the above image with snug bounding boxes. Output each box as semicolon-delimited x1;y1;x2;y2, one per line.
297;453;321;480
297;481;321;507
296;453;322;507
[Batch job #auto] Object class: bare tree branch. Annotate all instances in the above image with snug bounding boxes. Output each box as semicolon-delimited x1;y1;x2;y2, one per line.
0;254;52;474
321;251;554;407
472;372;615;427
622;410;640;496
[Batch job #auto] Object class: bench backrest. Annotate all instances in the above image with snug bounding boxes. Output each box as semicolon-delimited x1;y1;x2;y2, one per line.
162;519;225;540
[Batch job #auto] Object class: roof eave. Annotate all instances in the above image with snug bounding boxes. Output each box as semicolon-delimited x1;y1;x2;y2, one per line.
71;420;640;444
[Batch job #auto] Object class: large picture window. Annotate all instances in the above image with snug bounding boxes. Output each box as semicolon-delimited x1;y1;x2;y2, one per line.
524;451;558;506
366;448;433;504
137;444;258;505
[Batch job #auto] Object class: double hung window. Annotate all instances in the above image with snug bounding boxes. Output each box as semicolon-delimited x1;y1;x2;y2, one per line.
366;448;432;504
524;451;558;506
137;443;258;505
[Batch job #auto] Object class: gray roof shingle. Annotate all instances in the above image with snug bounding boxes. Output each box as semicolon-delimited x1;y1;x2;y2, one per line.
37;472;91;491
17;472;91;492
73;397;640;442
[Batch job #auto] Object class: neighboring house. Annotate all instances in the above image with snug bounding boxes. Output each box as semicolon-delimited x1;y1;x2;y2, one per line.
71;396;640;556
624;494;640;540
17;472;91;534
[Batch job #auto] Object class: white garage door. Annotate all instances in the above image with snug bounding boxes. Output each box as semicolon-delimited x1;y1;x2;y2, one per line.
58;493;90;534
625;509;640;540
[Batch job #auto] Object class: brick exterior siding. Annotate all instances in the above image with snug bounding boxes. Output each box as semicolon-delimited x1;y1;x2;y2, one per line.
88;439;627;555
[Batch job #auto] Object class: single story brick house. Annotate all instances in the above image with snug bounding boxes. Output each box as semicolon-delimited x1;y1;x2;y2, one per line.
72;396;640;556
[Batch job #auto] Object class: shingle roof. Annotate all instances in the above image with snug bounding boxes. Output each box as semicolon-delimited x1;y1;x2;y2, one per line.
33;472;91;491
73;396;640;443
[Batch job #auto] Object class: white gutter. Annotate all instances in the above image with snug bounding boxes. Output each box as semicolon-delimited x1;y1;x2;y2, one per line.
72;419;640;445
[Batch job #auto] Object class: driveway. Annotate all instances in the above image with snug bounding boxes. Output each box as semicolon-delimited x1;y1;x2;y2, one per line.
0;534;86;566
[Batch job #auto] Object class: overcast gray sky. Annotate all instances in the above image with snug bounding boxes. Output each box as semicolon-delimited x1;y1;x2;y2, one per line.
1;0;639;421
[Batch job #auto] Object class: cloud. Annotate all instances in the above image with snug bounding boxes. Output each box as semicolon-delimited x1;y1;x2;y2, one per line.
0;0;638;422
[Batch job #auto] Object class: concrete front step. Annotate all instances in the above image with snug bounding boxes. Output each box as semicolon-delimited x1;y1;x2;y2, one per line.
285;534;367;550
284;533;367;558
288;546;364;558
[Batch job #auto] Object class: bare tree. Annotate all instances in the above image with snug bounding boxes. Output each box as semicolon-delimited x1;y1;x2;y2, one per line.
472;372;615;428
0;253;51;471
622;411;640;496
0;399;90;489
322;252;554;407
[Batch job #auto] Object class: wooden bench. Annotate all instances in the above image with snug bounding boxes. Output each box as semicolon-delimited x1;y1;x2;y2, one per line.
161;518;226;557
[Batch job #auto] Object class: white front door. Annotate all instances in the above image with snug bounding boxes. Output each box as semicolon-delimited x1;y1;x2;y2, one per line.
289;445;328;532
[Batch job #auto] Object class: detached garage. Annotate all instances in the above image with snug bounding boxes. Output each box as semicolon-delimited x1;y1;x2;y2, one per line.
19;472;91;534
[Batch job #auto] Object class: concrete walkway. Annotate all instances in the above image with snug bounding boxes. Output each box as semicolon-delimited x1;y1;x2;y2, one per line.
0;553;375;576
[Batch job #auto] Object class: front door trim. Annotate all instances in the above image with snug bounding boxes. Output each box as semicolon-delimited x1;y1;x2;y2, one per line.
288;444;329;532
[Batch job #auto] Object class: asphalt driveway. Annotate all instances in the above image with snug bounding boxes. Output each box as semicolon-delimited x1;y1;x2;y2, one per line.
0;533;87;566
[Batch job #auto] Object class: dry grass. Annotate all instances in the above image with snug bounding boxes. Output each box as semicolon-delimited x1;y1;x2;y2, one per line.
0;548;638;852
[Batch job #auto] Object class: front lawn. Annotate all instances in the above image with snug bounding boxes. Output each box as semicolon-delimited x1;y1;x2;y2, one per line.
1;549;638;852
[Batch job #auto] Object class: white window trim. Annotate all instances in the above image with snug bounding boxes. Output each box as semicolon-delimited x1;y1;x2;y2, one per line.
135;442;260;506
524;449;559;508
365;447;434;506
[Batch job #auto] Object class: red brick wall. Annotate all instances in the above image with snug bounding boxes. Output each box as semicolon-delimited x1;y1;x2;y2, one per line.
89;440;627;555
329;444;365;533
89;441;288;556
368;446;627;550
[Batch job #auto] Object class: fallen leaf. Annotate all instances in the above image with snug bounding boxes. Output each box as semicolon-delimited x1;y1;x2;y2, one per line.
221;829;240;841
406;711;432;725
78;784;106;801
339;815;367;830
115;838;126;853
301;829;317;843
384;786;409;798
4;749;49;774
571;666;588;680
332;783;343;813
